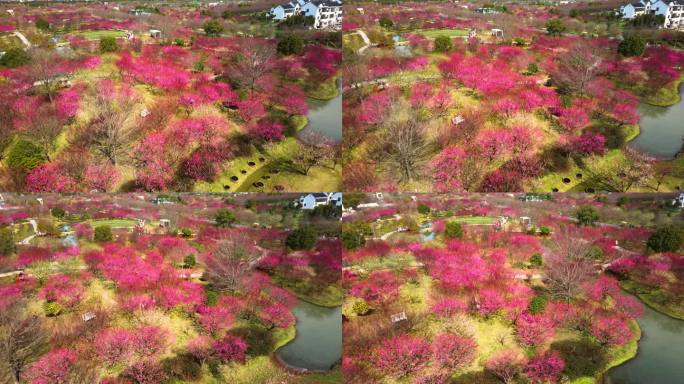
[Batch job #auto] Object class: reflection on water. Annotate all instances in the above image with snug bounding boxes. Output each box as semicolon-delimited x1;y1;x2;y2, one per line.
629;83;684;159
605;305;684;384
276;300;342;371
298;78;342;142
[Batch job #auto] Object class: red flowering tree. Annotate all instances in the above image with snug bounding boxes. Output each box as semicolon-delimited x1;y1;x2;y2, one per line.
516;313;555;346
376;334;431;377
24;348;78;384
486;349;527;384
431;333;477;371
524;351;565;384
213;335;248;363
591;315;632;346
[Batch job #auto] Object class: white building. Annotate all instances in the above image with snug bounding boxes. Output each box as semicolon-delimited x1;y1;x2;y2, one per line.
270;0;341;29
620;0;684;29
299;192;342;210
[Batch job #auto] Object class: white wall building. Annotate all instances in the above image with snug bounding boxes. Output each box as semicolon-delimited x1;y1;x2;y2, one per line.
299;192;342;210
270;0;341;29
620;0;684;29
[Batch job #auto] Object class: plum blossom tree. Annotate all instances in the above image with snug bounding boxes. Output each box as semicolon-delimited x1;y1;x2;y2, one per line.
431;146;467;192
524;351;565;384
591;315;632;346
37;274;84;309
24;348;77;384
516;313;555;346
486;349;527;384
431;298;467;318
377;335;431;377
431;333;477;371
213;335;248;363
259;302;296;329
572;132;606;155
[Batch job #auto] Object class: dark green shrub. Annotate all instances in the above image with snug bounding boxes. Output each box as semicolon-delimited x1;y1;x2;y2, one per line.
35;18;50;31
277;34;304;56
539;226;551;236
444;221;464;239
181;228;192;238
214;209;235;228
528;296;547;314
205;289;218;306
6;140;46;171
203;20;224;36
647;225;683;253
51;207;66;219
184;254;196;268
341;221;371;250
417;204;431;215
94;225;113;242
0;47;30;68
379;16;393;28
576;206;599;226
0;228;16;256
618;34;645;57
529;253;543;267
286;225;317;250
545;19;566;36
100;36;119;53
434;36;452;52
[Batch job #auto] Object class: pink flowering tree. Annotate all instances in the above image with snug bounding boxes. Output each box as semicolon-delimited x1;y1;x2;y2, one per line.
486;349;527;384
591;315;633;346
524;351;565;384
516;313;555;346
431;333;477;371
25;348;78;384
376;334;431;377
213;335;248;363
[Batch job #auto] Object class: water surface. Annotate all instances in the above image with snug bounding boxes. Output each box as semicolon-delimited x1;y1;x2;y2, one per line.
629;83;684;159
275;300;342;371
605;305;684;384
298;78;342;142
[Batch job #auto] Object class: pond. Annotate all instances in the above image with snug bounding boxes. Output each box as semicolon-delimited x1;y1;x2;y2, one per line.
275;300;342;372
604;303;684;383
629;83;684;159
298;78;342;142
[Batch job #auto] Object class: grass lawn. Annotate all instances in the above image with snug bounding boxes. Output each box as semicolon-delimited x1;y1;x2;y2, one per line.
643;77;682;107
621;279;684;320
450;216;497;225
73;29;128;40
343;32;366;53
86;218;138;228
352;252;418;273
306;76;340;100
414;28;470;39
272;274;344;307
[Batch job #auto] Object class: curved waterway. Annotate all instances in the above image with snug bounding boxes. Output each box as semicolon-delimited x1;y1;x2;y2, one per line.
298;77;342;142
629;82;684;159
275;300;342;372
605;304;684;383
239;79;341;192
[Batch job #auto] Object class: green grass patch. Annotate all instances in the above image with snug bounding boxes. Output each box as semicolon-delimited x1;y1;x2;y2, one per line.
73;29;128;40
306;76;339;100
272;274;344;307
414;28;470;39
450;216;497;225
621;279;684;320
352;252;418;272
643;77;682;107
86;218;137;228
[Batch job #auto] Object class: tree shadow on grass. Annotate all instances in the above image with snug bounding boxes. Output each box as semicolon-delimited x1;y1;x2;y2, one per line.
229;323;277;356
551;338;609;380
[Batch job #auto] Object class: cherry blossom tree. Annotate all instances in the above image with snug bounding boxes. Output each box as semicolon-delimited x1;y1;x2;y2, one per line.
516;313;555;346
591;315;632;346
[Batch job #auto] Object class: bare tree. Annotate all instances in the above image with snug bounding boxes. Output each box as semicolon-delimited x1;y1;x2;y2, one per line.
544;227;596;302
203;233;262;292
279;131;331;176
0;302;47;384
87;95;138;165
552;44;604;96
27;104;63;161
29;48;62;102
224;40;276;92
377;115;430;183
